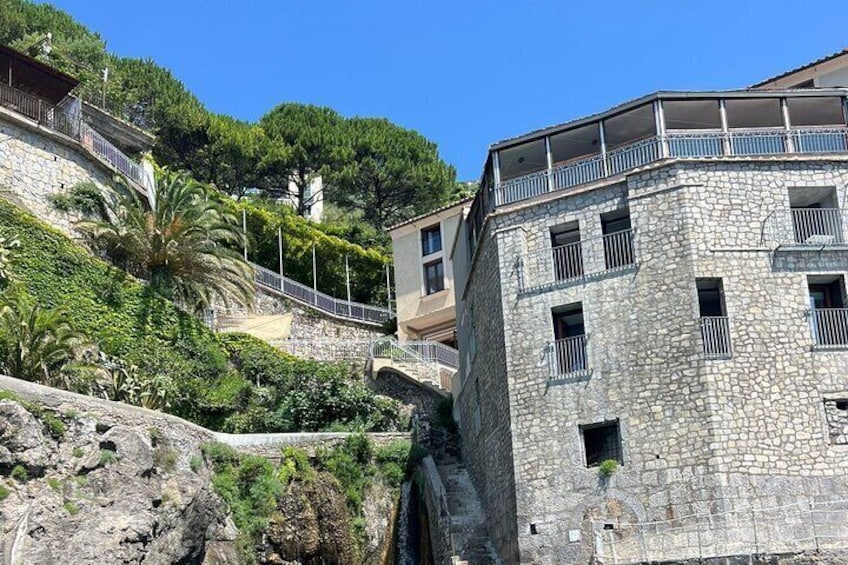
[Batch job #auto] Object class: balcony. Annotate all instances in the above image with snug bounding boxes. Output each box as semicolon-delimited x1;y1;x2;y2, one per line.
764;207;848;248
493;127;848;208
545;335;590;379
811;308;848;349
519;229;636;291
700;316;733;359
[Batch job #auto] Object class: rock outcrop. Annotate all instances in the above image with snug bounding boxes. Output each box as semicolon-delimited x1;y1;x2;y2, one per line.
0;398;238;564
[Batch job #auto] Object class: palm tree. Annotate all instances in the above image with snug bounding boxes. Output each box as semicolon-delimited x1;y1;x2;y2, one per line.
0;293;82;385
77;169;254;312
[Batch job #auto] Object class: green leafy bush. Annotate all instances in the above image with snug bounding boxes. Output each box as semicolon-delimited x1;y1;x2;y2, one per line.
72;447;84;458
99;449;118;466
0;484;8;500
599;459;619;478
49;182;107;218
63;501;80;515
10;465;27;482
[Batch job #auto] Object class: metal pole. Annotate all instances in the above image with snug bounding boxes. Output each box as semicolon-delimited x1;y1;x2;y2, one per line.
345;254;352;316
277;226;284;279
386;263;393;317
242;209;247;260
312;245;317;304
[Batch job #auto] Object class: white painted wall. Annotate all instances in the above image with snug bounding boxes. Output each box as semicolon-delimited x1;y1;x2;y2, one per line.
816;66;848;87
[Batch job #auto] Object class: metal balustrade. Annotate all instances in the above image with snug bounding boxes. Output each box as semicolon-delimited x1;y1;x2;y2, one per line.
811;308;848;349
253;264;391;325
763;207;848;247
401;341;460;369
0;82;152;193
607;137;661;175
519;229;635;290
551;240;584;282
700;316;732;359
546;335;589;378
492;128;848;208
552;155;605;190
603;229;636;271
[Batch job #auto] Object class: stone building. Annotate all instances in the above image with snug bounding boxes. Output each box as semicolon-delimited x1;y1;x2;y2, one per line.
450;88;848;563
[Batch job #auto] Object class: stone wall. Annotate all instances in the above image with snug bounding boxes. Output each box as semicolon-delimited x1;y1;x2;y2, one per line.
0;109;115;236
419;455;453;565
453;218;519;564
457;158;848;564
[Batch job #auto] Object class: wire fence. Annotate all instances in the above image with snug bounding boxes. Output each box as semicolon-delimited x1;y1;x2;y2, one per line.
593;498;848;564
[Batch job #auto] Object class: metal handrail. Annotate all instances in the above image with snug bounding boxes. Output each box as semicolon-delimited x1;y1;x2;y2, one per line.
763;207;847;247
811;308;848;349
546;335;589;378
0;82;151;193
700;316;732;359
519;229;636;290
492;127;848;208
253;263;391;326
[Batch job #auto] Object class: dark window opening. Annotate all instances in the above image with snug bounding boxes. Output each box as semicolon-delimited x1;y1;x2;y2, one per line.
424;259;444;295
601;209;634;270
552;304;587;375
550;222;583;281
808;275;848;347
582;420;622;467
421;224;442;256
696;278;726;317
697;278;732;358
836;401;848;411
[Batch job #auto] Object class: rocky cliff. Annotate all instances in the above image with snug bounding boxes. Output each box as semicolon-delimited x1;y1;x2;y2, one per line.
0;396;239;564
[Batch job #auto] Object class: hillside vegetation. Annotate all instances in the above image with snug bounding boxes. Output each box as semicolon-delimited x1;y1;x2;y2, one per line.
0;196;402;433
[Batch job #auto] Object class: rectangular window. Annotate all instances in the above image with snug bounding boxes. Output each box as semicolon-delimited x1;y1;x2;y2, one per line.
552;304;587;375
581;420;622;467
550;222;583;281
788;187;843;245
601;209;634;270
697;278;732;358
424;259;445;295
808;275;848;348
421;224;442;256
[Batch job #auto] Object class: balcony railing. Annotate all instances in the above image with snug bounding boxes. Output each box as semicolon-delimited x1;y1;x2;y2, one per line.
546;335;589;378
700;316;732;359
519;229;635;291
0;82;153;193
493;127;848;208
763;208;848;248
811;308;848;349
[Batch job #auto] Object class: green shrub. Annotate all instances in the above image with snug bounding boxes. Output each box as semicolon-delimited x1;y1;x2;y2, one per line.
189;456;203;473
72;447;84;458
599;459;619;478
0;390;19;402
63;501;80;515
99;449;118;466
49;182;107;217
10;465;27;482
46;477;62;492
40;412;67;439
277;446;314;484
0;484;9;500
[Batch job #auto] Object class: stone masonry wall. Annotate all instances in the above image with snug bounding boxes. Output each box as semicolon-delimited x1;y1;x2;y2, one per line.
453;220;520;564
462;158;848;564
0;110;115;236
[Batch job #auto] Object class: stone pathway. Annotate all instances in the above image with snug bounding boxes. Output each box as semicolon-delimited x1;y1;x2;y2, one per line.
437;460;501;565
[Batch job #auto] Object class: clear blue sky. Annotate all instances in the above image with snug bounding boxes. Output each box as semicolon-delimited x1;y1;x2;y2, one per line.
44;0;848;180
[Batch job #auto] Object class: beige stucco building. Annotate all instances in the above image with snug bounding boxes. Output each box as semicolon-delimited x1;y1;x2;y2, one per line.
388;198;471;345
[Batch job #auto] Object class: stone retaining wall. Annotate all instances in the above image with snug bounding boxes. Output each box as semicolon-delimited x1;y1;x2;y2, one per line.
0;108;116;236
419;455;453;565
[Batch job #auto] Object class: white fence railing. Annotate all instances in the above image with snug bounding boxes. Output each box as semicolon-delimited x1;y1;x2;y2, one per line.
492;127;848;208
593;498;848;564
545;336;589;378
80;122;153;192
811;308;848;349
700;316;732;359
253;264;391;326
370;338;459;391
763;207;848;247
519;229;636;291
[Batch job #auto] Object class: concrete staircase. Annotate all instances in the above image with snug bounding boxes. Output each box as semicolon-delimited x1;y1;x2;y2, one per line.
438;459;501;565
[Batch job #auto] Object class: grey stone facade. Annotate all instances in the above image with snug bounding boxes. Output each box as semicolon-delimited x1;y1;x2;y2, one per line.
454;157;848;564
